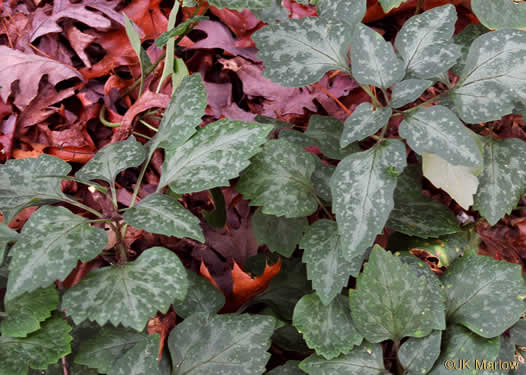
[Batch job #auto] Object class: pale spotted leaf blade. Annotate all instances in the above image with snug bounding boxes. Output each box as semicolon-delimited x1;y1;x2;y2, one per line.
391;79;433;108
341;103;392;147
208;0;273;9
399;331;442;375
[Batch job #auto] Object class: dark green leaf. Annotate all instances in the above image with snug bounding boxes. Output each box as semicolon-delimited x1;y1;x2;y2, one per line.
510;319;526;346
399;331;442;375
311;158;334;203
268;361;305;375
305;115;358;160
156;16;209;47
341;103;392;146
202;187;227;228
172;271;225;318
452;24;489;76
0;223;17;265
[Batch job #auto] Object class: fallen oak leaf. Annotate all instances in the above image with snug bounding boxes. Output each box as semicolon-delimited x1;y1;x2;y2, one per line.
147;311;177;360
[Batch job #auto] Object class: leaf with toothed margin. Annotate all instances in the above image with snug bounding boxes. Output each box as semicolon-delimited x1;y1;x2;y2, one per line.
76;136;145;184
267;361;304;375
237;139;318;218
172;271;225;318
252;208;308;257
159;119;272;193
5;206;107;301
293;294;363;360
340;103;392;147
148;74;207;155
123;193;204;242
0;313;72;375
350;246;443;343
300;220;357;304
168;312;276;375
316;0;366;29
1;286;59;337
390;79;433;108
0;223;17;264
474;138;526;226
399;331;442;375
0;154;71;224
451;29;526;124
74;327;165;375
399;105;482;169
299;341;386;375
395;5;460;79
253;17;352;87
207;0;272;9
351;24;404;89
428;325;500;375
62;247;188;331
441;253;525;338
330;139;406;263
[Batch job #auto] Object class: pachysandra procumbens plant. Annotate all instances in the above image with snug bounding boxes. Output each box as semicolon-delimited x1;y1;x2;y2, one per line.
1;0;526;375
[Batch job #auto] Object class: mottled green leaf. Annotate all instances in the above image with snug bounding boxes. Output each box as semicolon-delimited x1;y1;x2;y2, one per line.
452;29;526;124
474;138;526;225
399;331;442;375
305;115;357;159
123;193;204;242
160;119;272;193
75;327;164;375
312;158;334;203
237;139;317;218
76;136;145;184
330;140;407;263
350;246;443;343
300;220;356;304
442;254;525;338
123;15;152;95
1;286;58;337
387;166;459;238
207;0;272;9
316;0;366;28
252;208;308;257
428;325;500;375
400;106;481;168
299;342;386;375
172;271;225;318
293;294;362;359
169;312;275;375
0;313;72;375
253;17;351;87
341;103;392;147
62;247;188;331
510;319;526;346
391;79;433;108
472;0;526;30
0;154;71;223
378;0;407;12
395;5;460;79
252;0;288;23
6;206;107;301
0;223;17;264
351;24;404;89
149;74;207;154
268;361;305;375
452;24;489;76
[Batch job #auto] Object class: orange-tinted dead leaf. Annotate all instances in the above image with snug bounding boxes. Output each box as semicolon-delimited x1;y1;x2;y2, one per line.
147;311;177;360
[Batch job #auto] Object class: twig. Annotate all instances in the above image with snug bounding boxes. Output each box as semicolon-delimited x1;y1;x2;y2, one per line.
312;83;351;116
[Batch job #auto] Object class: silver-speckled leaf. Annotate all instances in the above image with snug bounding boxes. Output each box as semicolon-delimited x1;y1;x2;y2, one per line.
300;220;356;304
169;312;276;375
510;319;526;346
252;0;288;23
330;140;406;263
123;193;204;242
472;0;526;30
0;313;72;375
442;254;525;338
299;342;386;375
0;154;71;223
428;325;500;375
62;247;188;331
172;271;225;318
452;29;526;124
74;327;164;375
400;105;481;168
267;361;304;375
474;138;526;226
76;136;145;184
252;208;308;257
312;158;334;203
451;24;488;76
399;331;442;375
306;115;358;160
148;74;207;154
1;286;59;337
6;206;107;301
237;139;318;218
160;119;272;193
378;0;406;12
390;79;433;109
316;0;366;28
0;222;17;264
351;24;404;89
293;294;363;360
395;5;460;79
341;103;392;147
207;0;272;9
253;17;352;87
387;165;459;238
350;246;442;343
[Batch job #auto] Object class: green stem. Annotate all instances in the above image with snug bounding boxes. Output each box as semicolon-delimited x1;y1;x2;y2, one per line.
360;85;382;108
393;340;406;375
311;191;335;221
121;51;167;99
139;119;159;132
403;93;444;114
64;199;104;218
415;0;424;14
110;181;118;210
99;106;121;128
133;131;152;140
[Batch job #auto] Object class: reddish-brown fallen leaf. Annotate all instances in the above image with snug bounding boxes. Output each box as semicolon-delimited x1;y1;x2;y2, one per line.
0;114;16;161
147;311;177;360
209;7;263;48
